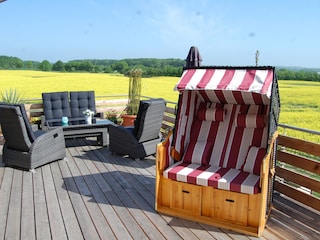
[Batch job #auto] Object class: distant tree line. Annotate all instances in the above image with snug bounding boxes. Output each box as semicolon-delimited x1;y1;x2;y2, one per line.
276;68;320;82
0;55;185;77
1;55;320;80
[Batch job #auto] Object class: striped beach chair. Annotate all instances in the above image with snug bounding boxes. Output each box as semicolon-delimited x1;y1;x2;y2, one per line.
156;66;280;237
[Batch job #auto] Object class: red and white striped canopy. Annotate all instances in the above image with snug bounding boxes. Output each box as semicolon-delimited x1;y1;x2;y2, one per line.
175;68;275;99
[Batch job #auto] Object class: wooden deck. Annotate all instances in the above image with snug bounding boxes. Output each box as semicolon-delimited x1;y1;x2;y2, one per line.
0;138;319;240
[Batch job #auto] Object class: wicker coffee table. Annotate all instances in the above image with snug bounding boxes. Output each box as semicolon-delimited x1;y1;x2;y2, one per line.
61;119;114;146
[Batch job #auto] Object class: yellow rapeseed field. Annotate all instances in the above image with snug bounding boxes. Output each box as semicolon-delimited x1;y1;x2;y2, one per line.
1;70;319;136
0;70;180;102
278;80;320;141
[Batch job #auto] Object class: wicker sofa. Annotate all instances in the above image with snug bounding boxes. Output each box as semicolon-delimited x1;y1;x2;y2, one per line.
41;91;100;129
155;66;280;237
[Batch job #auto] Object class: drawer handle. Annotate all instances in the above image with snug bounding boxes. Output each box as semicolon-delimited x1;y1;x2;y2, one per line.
182;190;190;194
226;199;235;203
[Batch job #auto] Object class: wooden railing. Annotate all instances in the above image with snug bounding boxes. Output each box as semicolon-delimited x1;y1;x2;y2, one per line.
275;124;320;211
23;97;320;212
24;94;130;118
24;95;177;136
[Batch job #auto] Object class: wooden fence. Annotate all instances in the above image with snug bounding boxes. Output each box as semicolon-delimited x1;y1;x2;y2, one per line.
275;124;320;211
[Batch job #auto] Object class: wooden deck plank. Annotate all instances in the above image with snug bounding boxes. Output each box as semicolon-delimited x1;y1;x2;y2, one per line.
266;215;301;240
92;145;184;240
221;229;250;240
273;193;320;230
89;171;151;237
73;142;145;240
200;223;234;240
58;149;101;240
42;164;68;240
93;144;183;240
98;147;234;240
179;218;220;240
269;209;316;239
74;145;142;240
5;170;22;240
1;140;319;240
271;193;320;239
21;171;36;240
161;215;200;240
50;161;84;240
260;224;286;240
75;143;162;239
65;145;116;239
104;154;156;207
107;154;156;197
69;143;130;240
33;168;52;239
0;153;5;185
0;168;13;239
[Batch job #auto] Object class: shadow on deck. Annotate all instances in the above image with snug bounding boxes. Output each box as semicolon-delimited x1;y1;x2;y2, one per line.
0;138;319;240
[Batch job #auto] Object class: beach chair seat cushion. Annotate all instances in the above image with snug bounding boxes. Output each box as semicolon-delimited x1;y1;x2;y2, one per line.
163;161;260;194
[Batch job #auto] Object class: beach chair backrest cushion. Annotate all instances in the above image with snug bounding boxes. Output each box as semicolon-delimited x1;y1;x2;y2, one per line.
177;98;268;172
182;102;224;165
241;146;266;175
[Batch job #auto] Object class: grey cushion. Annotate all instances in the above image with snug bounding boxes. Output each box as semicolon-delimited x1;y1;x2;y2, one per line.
14;104;36;142
42;91;71;126
0;104;33;151
70;91;96;117
134;98;166;142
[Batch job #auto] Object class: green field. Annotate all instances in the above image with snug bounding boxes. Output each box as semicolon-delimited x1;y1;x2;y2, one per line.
1;70;319;136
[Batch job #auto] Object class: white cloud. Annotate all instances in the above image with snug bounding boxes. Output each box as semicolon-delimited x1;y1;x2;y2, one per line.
138;0;216;45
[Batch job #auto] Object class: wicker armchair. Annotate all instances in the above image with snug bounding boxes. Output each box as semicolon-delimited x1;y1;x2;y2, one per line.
109;98;166;159
0;103;66;171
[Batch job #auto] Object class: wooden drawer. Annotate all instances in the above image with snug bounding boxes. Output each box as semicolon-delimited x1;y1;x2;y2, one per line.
171;181;201;215
202;188;249;226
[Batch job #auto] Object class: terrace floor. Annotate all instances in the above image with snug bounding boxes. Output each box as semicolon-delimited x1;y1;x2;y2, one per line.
0;138;319;240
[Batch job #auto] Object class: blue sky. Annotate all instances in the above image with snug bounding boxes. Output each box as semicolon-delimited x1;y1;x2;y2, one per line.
1;0;320;68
